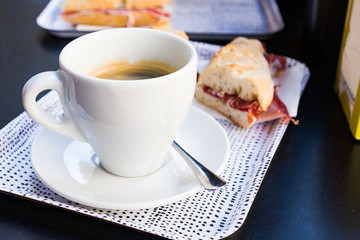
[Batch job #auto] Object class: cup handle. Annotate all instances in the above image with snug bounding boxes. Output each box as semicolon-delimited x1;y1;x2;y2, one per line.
22;71;87;142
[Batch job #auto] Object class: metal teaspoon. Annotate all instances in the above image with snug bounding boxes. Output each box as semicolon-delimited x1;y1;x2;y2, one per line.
172;141;226;190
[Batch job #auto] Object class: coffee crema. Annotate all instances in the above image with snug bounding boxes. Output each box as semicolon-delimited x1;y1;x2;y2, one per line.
90;59;178;80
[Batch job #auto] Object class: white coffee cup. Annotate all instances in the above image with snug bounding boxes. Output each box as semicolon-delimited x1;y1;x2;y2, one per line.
22;28;198;177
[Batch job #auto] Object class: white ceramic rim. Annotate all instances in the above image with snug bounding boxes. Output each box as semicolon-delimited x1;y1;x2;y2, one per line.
58;28;197;85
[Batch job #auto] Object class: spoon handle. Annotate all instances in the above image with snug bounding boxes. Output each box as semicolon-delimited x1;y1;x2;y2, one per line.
172;141;226;190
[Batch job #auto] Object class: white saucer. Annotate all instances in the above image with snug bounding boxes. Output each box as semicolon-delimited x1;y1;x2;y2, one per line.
31;107;230;210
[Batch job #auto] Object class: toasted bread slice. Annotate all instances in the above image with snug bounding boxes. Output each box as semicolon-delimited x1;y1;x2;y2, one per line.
195;37;274;127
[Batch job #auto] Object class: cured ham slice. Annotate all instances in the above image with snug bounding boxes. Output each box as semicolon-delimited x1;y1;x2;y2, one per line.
202;85;298;124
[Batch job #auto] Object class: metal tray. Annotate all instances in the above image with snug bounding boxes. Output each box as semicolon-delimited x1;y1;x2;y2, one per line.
37;0;284;40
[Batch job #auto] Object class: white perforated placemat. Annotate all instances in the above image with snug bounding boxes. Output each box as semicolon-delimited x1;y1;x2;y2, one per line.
0;41;309;240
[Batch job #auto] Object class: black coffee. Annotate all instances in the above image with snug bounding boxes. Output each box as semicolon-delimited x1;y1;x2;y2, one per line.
91;59;177;80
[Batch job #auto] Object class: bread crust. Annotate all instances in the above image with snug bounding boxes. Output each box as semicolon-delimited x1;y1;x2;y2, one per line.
61;9;167;27
197;37;273;111
63;0;122;12
63;0;170;12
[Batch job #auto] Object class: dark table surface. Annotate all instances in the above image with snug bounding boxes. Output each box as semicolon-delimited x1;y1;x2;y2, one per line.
1;0;360;239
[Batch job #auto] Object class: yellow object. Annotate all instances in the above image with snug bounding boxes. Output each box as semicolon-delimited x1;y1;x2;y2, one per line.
335;0;360;139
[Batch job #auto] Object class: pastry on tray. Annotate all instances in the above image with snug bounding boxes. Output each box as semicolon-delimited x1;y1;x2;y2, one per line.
195;37;297;128
61;0;170;27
